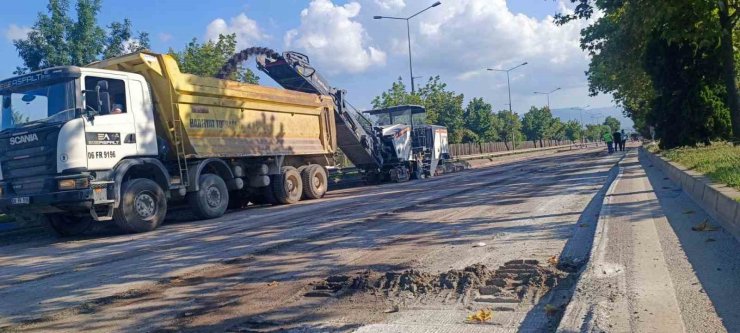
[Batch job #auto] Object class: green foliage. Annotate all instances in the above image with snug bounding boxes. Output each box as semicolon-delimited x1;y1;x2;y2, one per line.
496;109;522;148
564;120;584;142
603;116;621;133
644;35;733;148
370;78;422;109
556;0;740;146
103;19;149;59
662;142;740;190
169;34;259;84
584;124;609;142
417;76;466;143
522;106;555;144
12;0;149;72
462;98;500;143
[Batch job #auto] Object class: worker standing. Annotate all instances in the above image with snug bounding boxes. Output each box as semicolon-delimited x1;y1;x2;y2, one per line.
603;131;614;154
612;130;622;153
620;129;627;151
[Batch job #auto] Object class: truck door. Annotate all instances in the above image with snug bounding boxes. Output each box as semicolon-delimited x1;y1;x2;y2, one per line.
82;75;138;170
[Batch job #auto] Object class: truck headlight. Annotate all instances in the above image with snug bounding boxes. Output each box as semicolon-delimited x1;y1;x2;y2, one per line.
0;186;3;197
58;178;89;190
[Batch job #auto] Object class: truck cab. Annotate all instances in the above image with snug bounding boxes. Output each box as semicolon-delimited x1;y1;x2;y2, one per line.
0;66;160;233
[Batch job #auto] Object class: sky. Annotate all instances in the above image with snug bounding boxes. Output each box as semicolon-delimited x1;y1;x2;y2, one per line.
0;0;626;126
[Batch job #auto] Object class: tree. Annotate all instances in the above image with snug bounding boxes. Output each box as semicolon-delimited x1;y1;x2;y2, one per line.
603;116;621;133
417;76;466;143
564;120;584;142
557;0;740;143
103;19;149;59
462;98;500;143
370;77;422;109
169;34;259;84
584;124;609;142
68;0;105;65
522;106;555;147
13;0;149;72
496;109;522;150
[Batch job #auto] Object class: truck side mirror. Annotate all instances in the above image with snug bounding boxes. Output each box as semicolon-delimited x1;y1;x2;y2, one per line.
99;91;111;115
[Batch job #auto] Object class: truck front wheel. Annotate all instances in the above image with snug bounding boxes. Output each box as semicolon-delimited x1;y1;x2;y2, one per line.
188;174;229;219
272;166;303;204
114;178;167;233
46;214;92;237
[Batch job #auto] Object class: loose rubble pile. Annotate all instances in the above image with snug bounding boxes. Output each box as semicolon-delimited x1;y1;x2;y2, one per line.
306;260;566;304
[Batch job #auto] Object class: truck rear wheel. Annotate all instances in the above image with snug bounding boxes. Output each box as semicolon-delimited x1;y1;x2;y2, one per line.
46;214;92;237
272;166;303;204
188;174;230;219
114;178;167;233
301;165;327;200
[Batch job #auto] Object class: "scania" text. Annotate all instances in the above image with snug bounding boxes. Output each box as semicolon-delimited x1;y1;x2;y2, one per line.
9;133;39;145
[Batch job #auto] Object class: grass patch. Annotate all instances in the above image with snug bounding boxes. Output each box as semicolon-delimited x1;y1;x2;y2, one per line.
660;142;740;191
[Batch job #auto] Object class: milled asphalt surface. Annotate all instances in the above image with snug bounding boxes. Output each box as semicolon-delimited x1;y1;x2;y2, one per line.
1;146;735;332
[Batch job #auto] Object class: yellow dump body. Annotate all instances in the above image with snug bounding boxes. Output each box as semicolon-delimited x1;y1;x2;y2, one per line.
88;51;336;159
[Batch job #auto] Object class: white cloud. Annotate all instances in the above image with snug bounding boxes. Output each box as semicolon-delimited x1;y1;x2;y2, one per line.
285;0;386;74
358;0;606;111
5;24;31;42
205;12;268;49
374;0;405;10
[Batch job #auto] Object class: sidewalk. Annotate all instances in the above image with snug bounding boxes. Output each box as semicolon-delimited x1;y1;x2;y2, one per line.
559;149;740;332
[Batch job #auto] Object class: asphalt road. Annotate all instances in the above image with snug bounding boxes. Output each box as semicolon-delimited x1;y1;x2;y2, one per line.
0;147;621;332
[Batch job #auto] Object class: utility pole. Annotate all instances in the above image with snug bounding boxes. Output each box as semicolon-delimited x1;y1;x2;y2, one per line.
374;2;442;93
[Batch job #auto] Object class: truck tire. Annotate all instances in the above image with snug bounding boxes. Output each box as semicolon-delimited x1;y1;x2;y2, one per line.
272;166;303;205
113;178;167;233
188;174;230;219
301;165;327;200
46;214;92;237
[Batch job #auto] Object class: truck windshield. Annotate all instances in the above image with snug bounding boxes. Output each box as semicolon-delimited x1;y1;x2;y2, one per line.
1;80;76;130
373;108;426;127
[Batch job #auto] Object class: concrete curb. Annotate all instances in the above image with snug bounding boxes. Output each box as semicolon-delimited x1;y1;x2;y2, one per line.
556;153;626;333
641;147;740;242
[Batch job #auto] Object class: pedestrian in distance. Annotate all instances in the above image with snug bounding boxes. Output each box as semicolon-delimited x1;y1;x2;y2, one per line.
612;130;622;153
620;129;627;151
603;131;614;154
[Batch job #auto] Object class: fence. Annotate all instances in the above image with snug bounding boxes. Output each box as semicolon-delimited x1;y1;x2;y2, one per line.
448;140;577;157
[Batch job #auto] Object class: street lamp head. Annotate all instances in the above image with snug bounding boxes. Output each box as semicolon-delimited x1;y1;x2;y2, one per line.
521;62;528;66
373;15;383;19
432;1;442;7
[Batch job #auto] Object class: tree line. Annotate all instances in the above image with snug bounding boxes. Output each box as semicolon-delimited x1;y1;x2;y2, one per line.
556;0;740;148
370;77;620;148
10;0;626;149
11;0;258;83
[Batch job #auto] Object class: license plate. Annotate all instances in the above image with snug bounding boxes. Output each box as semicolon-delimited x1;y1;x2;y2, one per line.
11;197;30;205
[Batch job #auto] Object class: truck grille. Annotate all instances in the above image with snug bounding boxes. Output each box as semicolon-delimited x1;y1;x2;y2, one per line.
0;125;61;195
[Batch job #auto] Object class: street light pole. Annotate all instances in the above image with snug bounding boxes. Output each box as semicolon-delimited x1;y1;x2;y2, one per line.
487;62;528;113
533;87;562;109
488;62;528;150
374;1;442;94
406;19;414;92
